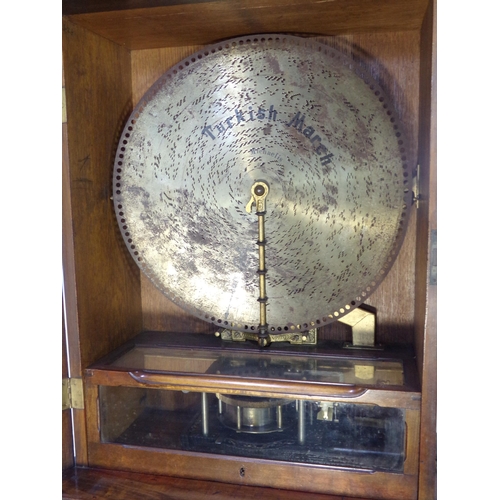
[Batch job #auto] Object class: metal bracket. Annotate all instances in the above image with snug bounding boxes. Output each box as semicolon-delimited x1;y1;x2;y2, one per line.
218;307;378;349
217;328;317;345
62;377;84;411
412;164;421;208
340;306;383;350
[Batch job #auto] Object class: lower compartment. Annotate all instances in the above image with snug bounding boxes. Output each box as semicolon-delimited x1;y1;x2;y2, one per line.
100;387;405;473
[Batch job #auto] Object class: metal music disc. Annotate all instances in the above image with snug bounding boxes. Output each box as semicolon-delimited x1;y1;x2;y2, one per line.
113;34;412;333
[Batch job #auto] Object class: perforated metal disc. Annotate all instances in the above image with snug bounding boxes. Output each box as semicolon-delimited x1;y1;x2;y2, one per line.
113;34;412;333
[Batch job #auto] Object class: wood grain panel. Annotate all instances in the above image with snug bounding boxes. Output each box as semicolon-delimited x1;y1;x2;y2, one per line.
62;412;74;469
87;368;421;409
404;408;421;475
63;466;345;500
63;0;216;16
62;304;74;469
414;0;436;498
66;0;429;50
63;97;87;465
63;19;143;370
131;44;204;106
62;96;82;387
63;75;74;469
87;443;418;499
141;273;216;334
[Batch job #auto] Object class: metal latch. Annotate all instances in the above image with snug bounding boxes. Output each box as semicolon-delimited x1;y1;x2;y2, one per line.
62;377;84;410
412;164;421;208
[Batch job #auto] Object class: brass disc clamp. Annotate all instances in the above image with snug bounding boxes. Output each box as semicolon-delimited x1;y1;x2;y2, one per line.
246;181;270;347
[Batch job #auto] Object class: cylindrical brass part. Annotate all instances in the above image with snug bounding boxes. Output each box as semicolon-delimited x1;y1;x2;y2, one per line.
237;405;242;430
257;205;268;335
260;302;267;326
201;392;209;436
298;399;306;445
258;216;265;245
258;242;266;271
259;274;266;298
247;181;270;344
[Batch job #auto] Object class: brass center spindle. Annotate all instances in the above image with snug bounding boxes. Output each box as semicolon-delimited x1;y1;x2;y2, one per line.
246;181;270;347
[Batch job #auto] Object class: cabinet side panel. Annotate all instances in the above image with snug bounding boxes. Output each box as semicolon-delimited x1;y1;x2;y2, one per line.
62;18;143;370
63;86;88;465
62;304;74;469
415;0;437;498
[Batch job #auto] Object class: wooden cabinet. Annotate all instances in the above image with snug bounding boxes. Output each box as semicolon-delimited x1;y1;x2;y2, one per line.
62;1;436;498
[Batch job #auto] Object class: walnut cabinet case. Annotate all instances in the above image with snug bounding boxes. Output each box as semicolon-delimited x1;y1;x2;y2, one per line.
62;1;436;499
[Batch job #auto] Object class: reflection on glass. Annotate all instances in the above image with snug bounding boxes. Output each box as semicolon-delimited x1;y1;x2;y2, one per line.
100;386;405;473
110;347;404;386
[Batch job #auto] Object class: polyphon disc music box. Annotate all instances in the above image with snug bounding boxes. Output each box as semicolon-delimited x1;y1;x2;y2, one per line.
62;2;436;499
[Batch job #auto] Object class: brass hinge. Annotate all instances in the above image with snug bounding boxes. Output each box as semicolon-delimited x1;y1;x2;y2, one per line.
62;377;84;410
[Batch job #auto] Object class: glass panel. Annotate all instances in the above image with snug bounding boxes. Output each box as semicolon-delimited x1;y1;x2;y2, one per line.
100;386;405;472
110;347;404;386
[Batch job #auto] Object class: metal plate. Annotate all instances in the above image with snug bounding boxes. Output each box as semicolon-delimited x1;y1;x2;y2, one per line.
113;34;412;334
